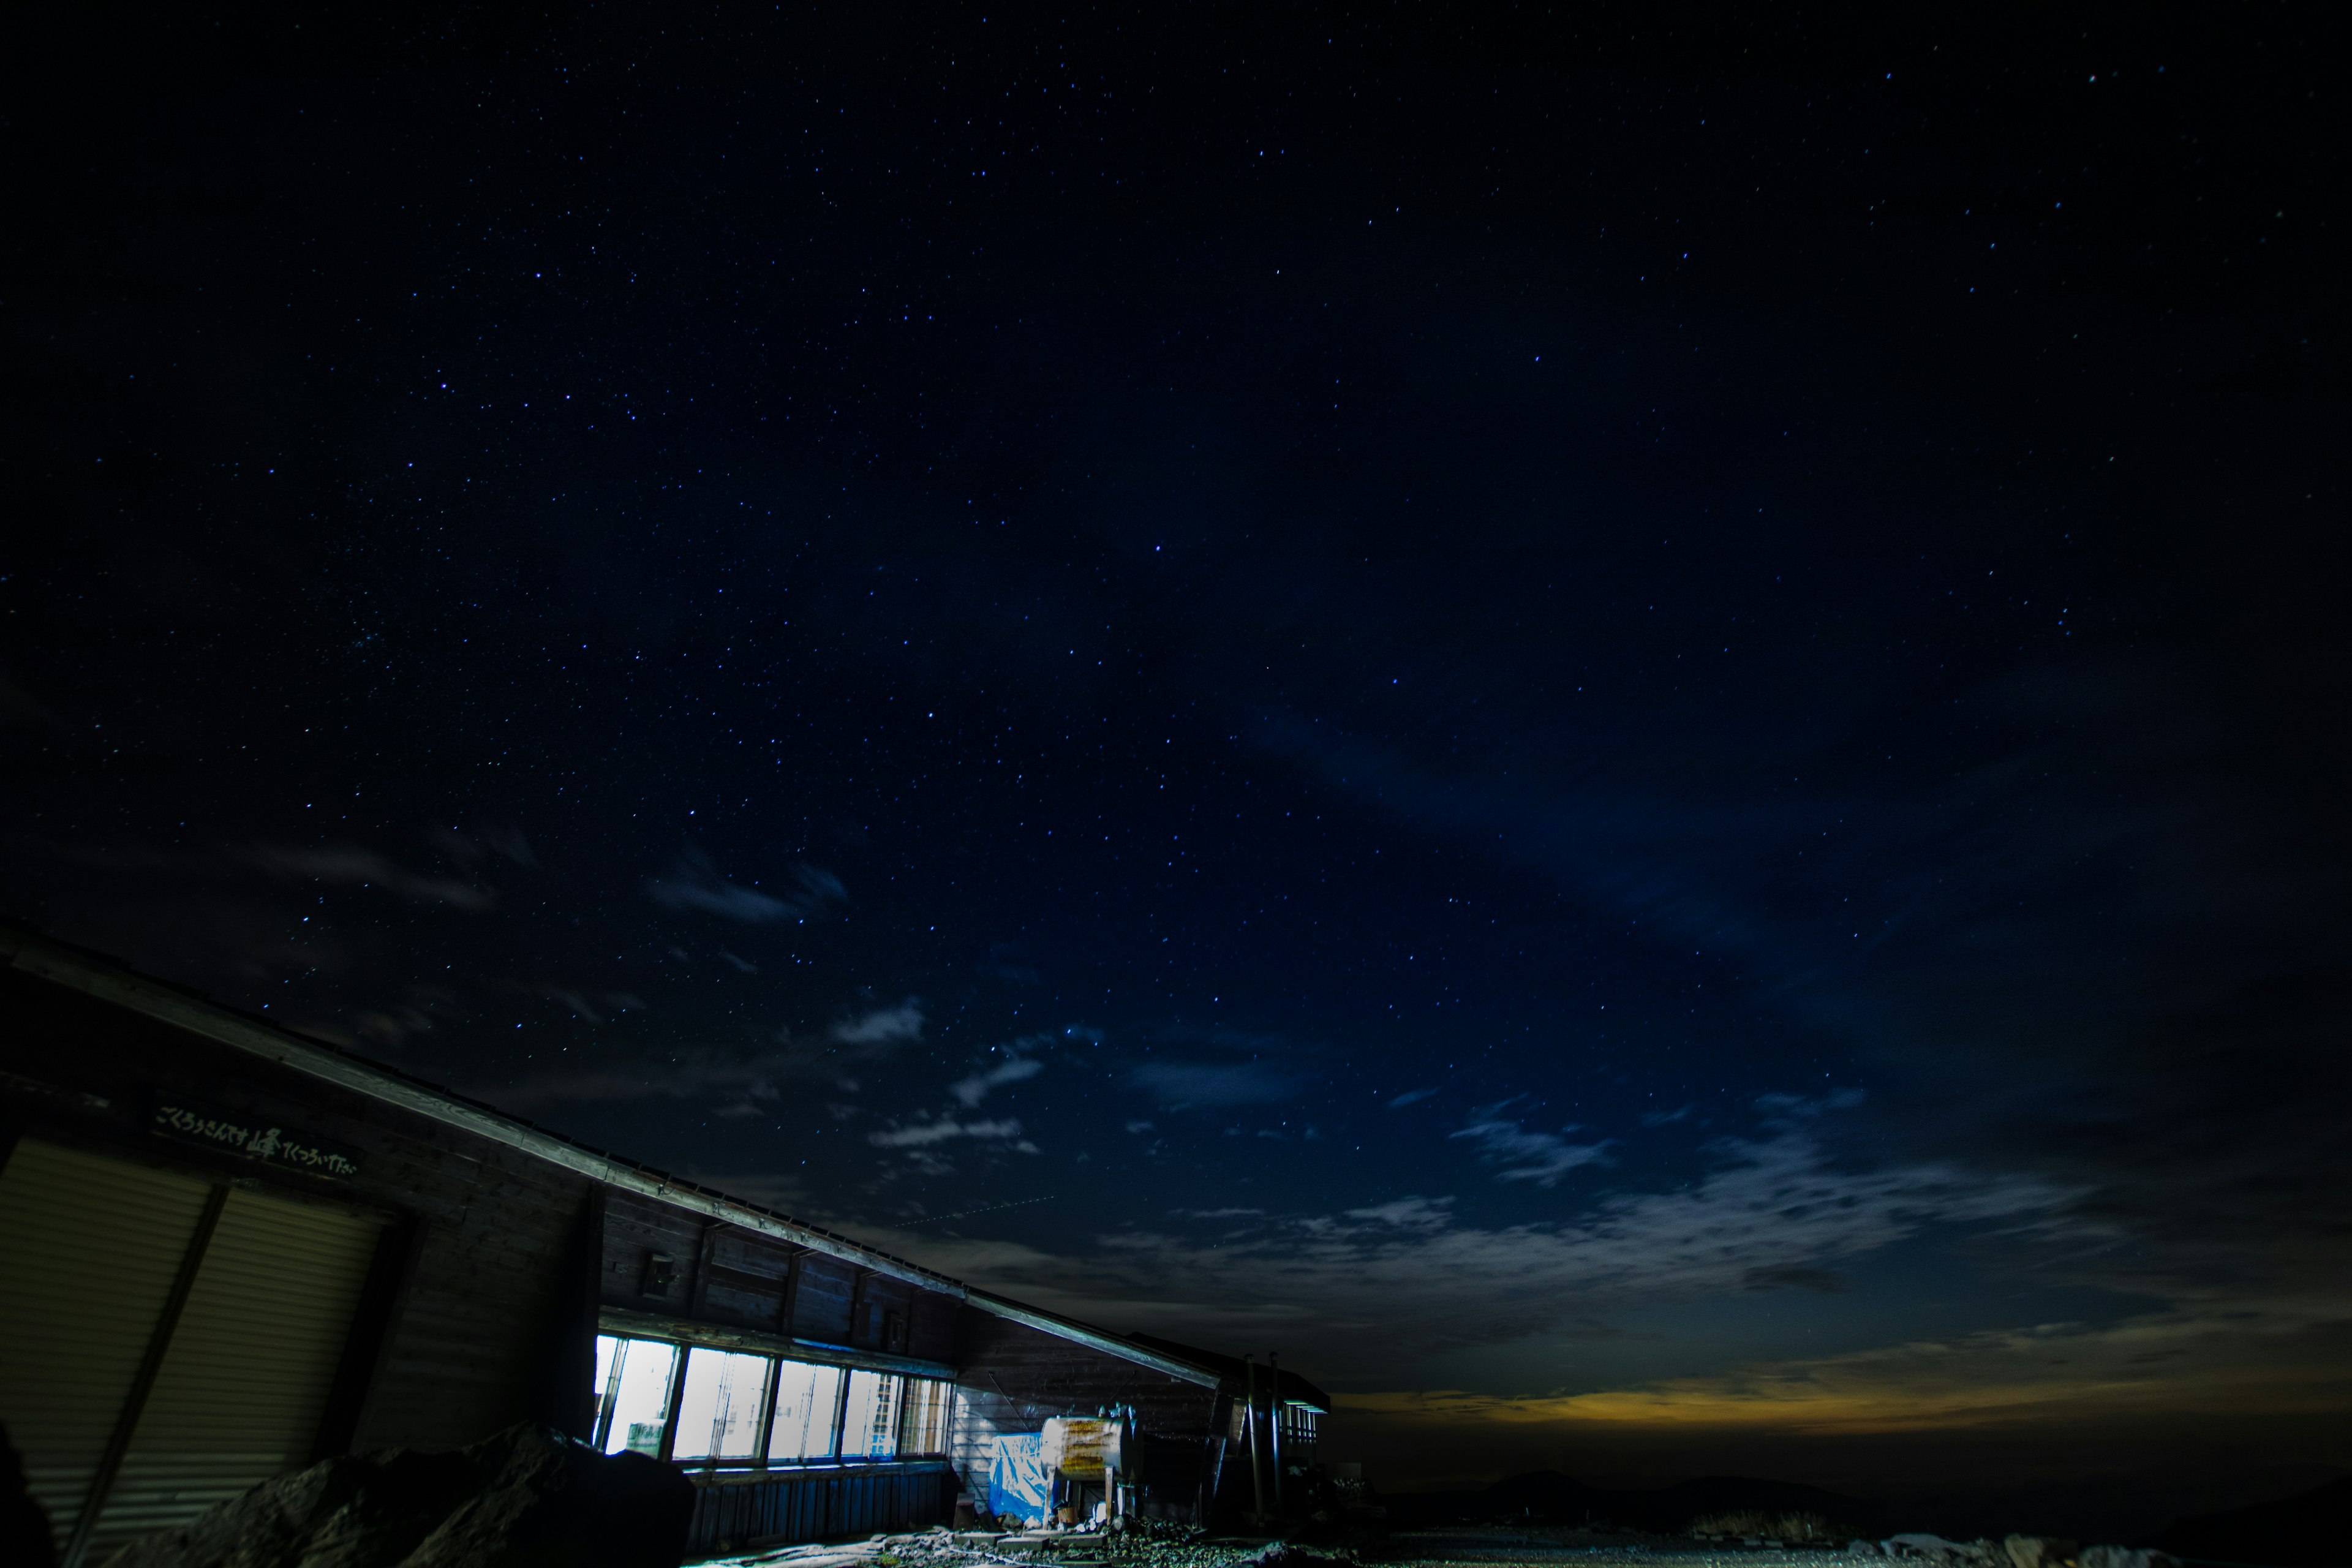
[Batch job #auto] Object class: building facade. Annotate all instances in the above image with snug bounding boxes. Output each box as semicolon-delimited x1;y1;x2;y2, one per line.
0;928;1325;1564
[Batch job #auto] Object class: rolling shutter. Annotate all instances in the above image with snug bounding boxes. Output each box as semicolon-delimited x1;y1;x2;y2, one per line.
0;1139;216;1553
100;1185;384;1551
0;1137;386;1561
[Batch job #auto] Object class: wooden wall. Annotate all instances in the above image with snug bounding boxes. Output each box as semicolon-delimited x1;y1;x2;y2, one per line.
4;956;1196;1521
0;968;598;1453
947;1307;1222;1515
597;1188;959;1361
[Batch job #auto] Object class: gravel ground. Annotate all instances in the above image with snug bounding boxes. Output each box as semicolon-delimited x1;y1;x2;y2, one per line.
701;1523;1861;1568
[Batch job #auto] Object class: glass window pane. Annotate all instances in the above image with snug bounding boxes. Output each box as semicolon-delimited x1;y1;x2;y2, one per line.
844;1369;901;1461
900;1377;951;1455
599;1338;680;1457
767;1360;845;1463
593;1334;620;1424
673;1348;771;1461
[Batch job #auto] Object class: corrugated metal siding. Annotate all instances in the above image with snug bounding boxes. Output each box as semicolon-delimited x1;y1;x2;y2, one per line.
0;1138;214;1556
97;1186;383;1553
684;1462;956;1555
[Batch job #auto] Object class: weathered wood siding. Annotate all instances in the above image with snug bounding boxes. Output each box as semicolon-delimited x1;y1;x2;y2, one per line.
0;968;599;1453
596;1191;964;1355
686;1461;956;1555
948;1307;1221;1514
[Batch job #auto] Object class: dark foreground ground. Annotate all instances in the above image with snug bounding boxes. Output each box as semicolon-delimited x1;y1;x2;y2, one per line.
704;1525;1856;1568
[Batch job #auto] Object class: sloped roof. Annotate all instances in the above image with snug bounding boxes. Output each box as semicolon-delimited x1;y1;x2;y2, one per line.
0;922;1218;1388
1126;1332;1333;1411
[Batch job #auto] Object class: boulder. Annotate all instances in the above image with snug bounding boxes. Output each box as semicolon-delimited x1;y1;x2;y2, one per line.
2078;1551;2180;1568
103;1422;694;1568
3;1422;57;1568
2003;1536;2078;1568
1883;1536;1993;1564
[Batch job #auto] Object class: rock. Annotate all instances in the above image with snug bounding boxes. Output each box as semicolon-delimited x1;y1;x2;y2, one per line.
1883;1536;1996;1564
2079;1550;2181;1568
2003;1535;2079;1568
102;1422;695;1568
1242;1545;1357;1568
2;1422;56;1568
1849;1542;1884;1559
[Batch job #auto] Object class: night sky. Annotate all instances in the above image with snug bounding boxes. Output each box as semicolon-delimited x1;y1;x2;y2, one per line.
6;4;2347;1534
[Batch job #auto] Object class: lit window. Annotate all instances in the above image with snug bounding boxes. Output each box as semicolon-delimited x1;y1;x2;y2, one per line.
843;1368;902;1460
768;1360;845;1463
593;1335;680;1457
673;1348;771;1461
900;1376;952;1455
592;1334;949;1470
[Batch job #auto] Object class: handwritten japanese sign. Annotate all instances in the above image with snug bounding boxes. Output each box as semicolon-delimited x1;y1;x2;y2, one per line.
149;1098;361;1179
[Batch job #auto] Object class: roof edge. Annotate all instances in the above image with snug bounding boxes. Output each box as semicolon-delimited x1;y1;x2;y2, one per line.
965;1291;1224;1387
3;929;962;1297
4;924;1258;1381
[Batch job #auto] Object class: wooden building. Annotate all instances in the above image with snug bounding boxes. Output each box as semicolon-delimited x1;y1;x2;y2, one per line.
0;927;1329;1564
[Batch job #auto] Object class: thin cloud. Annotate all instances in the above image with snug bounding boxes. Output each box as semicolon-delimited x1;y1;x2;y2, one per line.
646;849;846;924
868;1117;1025;1148
1131;1060;1305;1109
496;1044;809;1112
428;824;538;870
247;844;498;908
1450;1112;1613;1186
951;1053;1045;1107
832;999;924;1044
1389;1087;1440;1108
884;1131;2077;1380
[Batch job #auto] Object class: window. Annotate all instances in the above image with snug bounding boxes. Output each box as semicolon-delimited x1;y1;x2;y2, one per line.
899;1376;952;1457
768;1360;845;1463
592;1333;951;1470
673;1348;771;1461
594;1336;680;1457
843;1368;900;1461
1280;1403;1320;1450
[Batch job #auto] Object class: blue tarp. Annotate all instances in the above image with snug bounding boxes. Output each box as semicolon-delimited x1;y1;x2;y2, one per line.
989;1432;1050;1526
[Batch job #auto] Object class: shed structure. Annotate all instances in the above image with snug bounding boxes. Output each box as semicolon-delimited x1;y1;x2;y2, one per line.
0;927;1327;1563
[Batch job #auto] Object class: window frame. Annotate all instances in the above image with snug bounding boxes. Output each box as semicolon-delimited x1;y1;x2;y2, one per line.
592;1332;955;1474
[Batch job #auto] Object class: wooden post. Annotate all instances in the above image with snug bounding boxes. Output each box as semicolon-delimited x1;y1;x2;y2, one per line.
1243;1356;1264;1521
1268;1351;1284;1512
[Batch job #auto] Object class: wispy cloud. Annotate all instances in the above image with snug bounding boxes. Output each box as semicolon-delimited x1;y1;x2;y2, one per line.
880;1131;2078;1379
496;998;921;1114
832;999;924;1044
496;1043;809;1114
951;1052;1045;1107
427;824;538;870
1389;1086;1441;1108
1450;1106;1613;1186
1131;1060;1305;1108
868;1116;1025;1148
646;849;846;924
1334;1295;2352;1437
247;843;498;908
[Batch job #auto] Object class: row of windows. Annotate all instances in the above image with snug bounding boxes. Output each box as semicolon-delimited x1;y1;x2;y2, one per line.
1227;1399;1322;1449
592;1335;952;1467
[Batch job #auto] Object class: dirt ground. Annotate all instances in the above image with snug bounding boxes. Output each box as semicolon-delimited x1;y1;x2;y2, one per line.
1373;1526;1856;1567
703;1523;1860;1568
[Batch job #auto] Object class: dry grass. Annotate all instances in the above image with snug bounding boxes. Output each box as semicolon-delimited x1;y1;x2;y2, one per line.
1687;1510;1836;1542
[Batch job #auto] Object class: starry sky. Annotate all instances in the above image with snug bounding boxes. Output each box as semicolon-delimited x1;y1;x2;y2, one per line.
6;2;2347;1535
